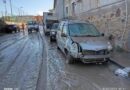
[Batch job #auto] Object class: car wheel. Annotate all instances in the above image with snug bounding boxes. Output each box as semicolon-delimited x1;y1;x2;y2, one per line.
36;29;39;32
66;52;74;64
28;30;31;33
57;44;60;50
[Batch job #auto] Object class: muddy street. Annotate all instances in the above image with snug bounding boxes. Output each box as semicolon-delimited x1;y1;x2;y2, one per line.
45;34;130;90
0;29;45;90
0;27;130;90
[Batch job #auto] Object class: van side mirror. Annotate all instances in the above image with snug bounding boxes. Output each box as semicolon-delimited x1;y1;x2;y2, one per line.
61;33;67;37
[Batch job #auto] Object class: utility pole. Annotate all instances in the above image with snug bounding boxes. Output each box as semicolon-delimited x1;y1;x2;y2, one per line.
1;11;4;21
1;11;3;17
121;0;128;40
17;8;21;22
20;7;23;22
63;0;65;19
3;0;7;21
9;0;13;17
4;1;7;17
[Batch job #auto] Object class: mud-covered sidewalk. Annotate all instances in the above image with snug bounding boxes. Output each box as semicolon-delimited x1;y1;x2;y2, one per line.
111;51;130;68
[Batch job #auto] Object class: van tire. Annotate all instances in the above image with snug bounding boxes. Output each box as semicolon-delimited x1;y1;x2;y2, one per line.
57;45;60;50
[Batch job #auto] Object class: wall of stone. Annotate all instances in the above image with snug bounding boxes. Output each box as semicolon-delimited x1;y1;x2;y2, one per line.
76;0;130;51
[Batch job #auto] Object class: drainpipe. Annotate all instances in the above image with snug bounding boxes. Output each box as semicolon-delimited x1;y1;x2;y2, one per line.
121;0;128;40
9;0;13;17
63;0;65;19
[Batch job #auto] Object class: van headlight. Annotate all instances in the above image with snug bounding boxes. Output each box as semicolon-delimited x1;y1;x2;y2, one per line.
107;42;113;51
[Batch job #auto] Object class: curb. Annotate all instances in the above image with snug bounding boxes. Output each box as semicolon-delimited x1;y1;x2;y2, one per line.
109;58;125;69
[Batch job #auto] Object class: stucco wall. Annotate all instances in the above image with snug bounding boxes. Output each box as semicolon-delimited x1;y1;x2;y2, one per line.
75;0;130;50
54;0;64;20
64;0;130;50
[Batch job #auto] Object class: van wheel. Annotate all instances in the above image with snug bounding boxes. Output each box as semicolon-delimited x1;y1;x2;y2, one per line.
36;29;39;32
57;44;60;50
66;52;74;64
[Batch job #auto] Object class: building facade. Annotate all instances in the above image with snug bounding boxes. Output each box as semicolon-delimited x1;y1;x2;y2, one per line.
63;0;130;51
54;0;64;20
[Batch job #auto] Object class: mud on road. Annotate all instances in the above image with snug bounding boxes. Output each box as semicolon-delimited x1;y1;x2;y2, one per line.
0;31;44;90
45;34;130;90
0;28;130;90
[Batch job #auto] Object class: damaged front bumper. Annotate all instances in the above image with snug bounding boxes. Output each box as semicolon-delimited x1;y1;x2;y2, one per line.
78;54;111;63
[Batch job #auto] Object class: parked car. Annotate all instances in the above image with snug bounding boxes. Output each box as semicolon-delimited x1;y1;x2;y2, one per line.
4;24;20;33
27;21;39;33
56;20;113;64
50;23;59;42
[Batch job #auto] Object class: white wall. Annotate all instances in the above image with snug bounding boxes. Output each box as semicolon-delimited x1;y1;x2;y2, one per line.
99;0;120;6
54;0;64;20
64;0;121;17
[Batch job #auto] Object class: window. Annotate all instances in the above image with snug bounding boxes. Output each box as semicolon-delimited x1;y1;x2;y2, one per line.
47;13;53;16
66;7;68;16
72;2;76;15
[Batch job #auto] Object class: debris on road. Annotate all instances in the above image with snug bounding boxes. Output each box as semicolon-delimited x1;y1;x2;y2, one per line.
115;67;130;77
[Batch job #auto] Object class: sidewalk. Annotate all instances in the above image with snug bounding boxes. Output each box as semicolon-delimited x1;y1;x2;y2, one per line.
110;51;130;68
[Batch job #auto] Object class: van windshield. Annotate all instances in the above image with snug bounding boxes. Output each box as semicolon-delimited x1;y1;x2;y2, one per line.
51;23;59;30
27;21;38;25
68;23;101;37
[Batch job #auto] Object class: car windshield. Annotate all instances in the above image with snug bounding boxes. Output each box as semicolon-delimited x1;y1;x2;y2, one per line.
51;23;59;30
28;21;37;25
68;23;101;37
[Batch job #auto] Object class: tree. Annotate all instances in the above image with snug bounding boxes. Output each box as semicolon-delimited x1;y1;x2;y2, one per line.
0;18;6;33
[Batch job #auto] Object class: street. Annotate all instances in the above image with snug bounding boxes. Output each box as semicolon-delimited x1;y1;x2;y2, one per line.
0;26;130;90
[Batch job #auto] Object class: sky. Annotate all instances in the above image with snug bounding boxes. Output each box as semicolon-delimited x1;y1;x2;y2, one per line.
0;0;53;16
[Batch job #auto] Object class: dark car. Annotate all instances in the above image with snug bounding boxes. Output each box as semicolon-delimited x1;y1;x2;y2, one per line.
4;24;20;33
27;21;39;33
50;23;59;42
